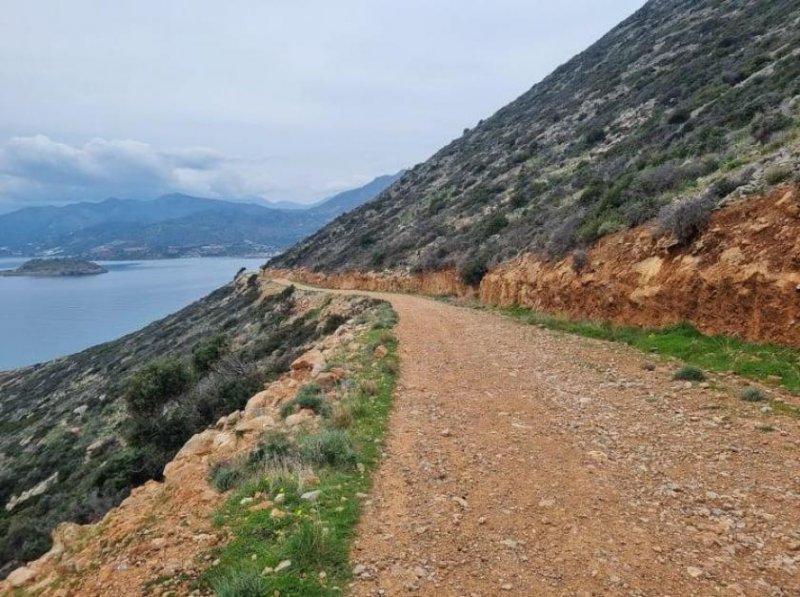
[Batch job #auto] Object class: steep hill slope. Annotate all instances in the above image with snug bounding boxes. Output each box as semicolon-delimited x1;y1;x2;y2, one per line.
0;276;375;578
272;0;800;275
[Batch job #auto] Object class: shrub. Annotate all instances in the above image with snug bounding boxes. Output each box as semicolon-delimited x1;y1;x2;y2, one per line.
192;335;228;374
125;360;193;416
458;255;488;287
750;112;793;144
764;165;792;186
299;430;357;468
656;196;713;246
482;212;509;238
330;403;354;429
279;384;330;419
673;366;706;382
739;387;767;402
322;314;348;335
249;430;295;466
571;250;589;273
209;461;245;492
212;569;270;597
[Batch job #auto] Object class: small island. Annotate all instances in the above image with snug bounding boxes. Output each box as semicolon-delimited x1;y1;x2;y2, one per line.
0;258;108;277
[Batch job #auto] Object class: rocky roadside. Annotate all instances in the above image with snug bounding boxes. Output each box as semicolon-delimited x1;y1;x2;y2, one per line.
0;296;374;596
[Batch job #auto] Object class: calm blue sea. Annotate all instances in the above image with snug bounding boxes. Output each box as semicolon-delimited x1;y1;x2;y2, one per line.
0;257;267;371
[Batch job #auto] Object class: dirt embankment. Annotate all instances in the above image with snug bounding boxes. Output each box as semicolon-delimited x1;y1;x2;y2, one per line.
272;185;800;347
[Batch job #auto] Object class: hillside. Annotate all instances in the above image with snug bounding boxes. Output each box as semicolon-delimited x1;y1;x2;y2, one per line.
0;173;401;259
0;275;377;578
271;0;800;276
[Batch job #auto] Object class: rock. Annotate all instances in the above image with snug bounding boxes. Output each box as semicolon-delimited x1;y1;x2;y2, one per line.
7;566;36;587
301;490;321;502
315;371;341;389
440;428;452;437
414;566;428;578
291;350;326;377
274;493;286;504
353;564;367;575
642;362;656;371
151;537;167;549
240;497;254;506
274;559;291;573
234;416;275;434
686;566;703;578
374;345;388;359
73;404;88;417
501;583;513;591
285;410;314;427
538;498;556;508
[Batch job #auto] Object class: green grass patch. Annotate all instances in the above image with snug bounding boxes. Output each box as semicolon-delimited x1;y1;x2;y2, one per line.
498;306;800;394
199;303;399;596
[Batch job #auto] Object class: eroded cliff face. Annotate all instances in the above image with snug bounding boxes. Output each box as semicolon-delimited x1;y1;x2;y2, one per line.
267;267;471;298
481;185;800;347
273;185;800;348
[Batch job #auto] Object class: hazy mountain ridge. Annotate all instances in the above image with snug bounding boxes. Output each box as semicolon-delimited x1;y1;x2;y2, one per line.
271;0;800;275
0;173;402;259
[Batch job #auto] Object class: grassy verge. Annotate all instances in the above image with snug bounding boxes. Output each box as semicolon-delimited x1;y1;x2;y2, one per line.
197;303;399;596
497;305;800;400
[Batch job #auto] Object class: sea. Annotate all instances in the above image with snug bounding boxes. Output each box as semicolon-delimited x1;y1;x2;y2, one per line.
0;257;268;371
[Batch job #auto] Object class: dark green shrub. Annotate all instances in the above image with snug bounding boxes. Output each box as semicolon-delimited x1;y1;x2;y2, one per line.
739;387;767;402
192;335;228;373
125;360;193;416
458;255;488;287
322;314;348;335
673;366;706;382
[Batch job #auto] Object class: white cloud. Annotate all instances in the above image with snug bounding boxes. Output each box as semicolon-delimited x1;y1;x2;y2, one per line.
0;135;288;211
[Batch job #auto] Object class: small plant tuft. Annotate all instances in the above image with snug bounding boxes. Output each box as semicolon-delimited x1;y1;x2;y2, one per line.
656;196;713;246
211;569;270;597
739;386;767;402
673;366;706;382
209;461;246;492
299;429;357;468
279;384;331;419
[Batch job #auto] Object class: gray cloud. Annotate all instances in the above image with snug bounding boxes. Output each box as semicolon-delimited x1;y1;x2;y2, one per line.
0;1;646;213
0;135;285;211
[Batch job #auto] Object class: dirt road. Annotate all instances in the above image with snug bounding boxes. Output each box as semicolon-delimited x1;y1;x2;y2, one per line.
281;282;800;597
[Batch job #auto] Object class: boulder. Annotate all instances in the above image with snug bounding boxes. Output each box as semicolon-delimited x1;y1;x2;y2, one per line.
234;416;275;434
7;566;36;588
291;350;326;378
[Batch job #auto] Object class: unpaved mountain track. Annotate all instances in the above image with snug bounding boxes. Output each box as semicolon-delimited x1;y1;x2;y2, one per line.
279;282;800;597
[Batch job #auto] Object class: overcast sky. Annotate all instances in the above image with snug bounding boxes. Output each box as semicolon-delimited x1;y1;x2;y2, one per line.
0;0;645;212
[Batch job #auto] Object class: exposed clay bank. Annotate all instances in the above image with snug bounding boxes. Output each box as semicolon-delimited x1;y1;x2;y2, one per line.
270;185;800;348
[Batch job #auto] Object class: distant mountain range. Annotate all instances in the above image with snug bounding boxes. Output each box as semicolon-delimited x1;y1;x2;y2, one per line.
0;172;402;259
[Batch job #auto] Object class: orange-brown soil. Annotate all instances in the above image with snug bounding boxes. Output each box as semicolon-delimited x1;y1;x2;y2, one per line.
272;184;800;347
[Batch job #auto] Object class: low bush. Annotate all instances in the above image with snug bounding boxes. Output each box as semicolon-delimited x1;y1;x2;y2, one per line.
299;430;357;468
571;249;589;273
656;196;713;246
764;165;792;186
125;359;194;416
192;335;228;374
249;431;295;467
458;254;488;287
321;314;348;335
279;384;330;419
673;366;706;382
209;461;246;492
739;387;767;402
